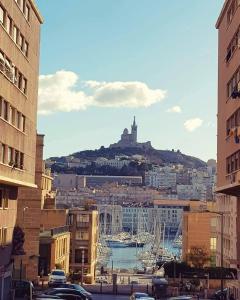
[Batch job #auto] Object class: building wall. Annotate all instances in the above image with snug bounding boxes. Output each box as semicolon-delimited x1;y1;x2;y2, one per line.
40;209;69;231
39;231;70;276
0;1;42;296
0;0;42;188
69;209;98;283
216;1;240;298
215;194;239;268
52;232;70;274
15;135;44;281
182;211;216;266
216;0;240;189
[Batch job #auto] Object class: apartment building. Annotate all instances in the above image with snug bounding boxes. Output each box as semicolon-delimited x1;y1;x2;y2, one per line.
15;134;70;282
68;209;98;284
182;211;217;267
39;225;70;276
216;1;240;298
0;0;42;298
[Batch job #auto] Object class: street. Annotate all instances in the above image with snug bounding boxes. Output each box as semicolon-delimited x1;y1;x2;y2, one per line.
92;295;129;300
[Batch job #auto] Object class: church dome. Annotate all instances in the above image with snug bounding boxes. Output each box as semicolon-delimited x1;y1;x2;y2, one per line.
123;128;129;134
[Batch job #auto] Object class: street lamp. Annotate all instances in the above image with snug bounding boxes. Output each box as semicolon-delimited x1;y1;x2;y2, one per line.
81;249;84;285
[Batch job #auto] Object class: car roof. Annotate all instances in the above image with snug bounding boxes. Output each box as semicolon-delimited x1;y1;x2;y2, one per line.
169;297;193;300
134;292;148;296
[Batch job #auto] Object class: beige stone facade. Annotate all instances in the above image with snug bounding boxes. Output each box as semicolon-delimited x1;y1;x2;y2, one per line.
39;226;70;276
68;209;98;284
182;211;217;266
0;0;42;298
15;135;70;282
216;1;240;298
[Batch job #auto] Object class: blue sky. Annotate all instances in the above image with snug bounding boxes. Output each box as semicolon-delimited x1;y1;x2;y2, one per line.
36;0;224;161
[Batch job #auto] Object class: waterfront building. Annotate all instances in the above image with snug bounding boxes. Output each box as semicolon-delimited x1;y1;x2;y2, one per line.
95;157;130;169
182;211;217;266
53;174;142;189
145;170;177;189
122;205;150;233
215;1;240;297
68;209;98;283
0;0;42;297
56;185;162;207
97;204;122;235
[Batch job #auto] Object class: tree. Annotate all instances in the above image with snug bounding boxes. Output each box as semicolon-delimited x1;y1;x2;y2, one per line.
187;246;210;268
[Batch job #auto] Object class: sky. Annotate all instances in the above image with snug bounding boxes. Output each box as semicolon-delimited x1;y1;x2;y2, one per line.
36;0;224;162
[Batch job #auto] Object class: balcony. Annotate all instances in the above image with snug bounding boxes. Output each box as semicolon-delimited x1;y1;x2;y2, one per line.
51;225;69;236
40;225;69;238
215;171;240;196
76;222;89;228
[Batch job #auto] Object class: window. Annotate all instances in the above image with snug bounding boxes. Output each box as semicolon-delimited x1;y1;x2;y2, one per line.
226;150;240;173
1;227;7;246
227;0;240;24
0;190;3;208
6;16;11;35
22;77;27;94
25;5;30;21
23;41;28;57
0;6;4;24
9;106;15;125
18;34;24;50
77;215;89;222
8;147;13;165
0;144;5;163
3;190;8;209
210;237;217;251
20;152;24;169
3;100;8;121
13;26;18;43
76;231;89;240
17;111;21;129
21;115;25;131
15;150;19;168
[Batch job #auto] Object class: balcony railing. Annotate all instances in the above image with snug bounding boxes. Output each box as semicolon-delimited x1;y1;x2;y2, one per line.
76;222;89;228
50;225;69;236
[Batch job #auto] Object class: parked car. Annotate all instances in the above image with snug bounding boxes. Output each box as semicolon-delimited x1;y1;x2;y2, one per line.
43;288;92;300
35;296;63;300
48;270;67;286
12;280;34;299
169;297;193;300
96;277;108;284
214;288;228;300
130;292;149;300
130;280;139;285
54;284;92;300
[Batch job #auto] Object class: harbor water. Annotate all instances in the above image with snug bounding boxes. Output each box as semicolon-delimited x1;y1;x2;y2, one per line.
107;240;181;270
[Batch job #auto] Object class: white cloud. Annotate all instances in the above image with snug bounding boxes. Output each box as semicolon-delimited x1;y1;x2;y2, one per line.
38;70;166;115
184;118;203;132
167;105;182;113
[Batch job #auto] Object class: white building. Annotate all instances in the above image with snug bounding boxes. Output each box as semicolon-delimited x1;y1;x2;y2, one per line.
145;170;177;189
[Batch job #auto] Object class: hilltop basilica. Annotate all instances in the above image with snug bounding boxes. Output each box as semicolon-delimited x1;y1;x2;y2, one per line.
110;117;152;150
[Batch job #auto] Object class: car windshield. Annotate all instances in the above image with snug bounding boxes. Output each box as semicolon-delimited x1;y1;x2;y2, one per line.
51;271;65;276
135;293;148;298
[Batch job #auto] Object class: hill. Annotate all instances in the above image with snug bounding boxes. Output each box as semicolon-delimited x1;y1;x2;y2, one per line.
49;146;206;170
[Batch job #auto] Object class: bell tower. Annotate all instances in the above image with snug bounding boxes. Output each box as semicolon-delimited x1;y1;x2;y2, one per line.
131;116;137;143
